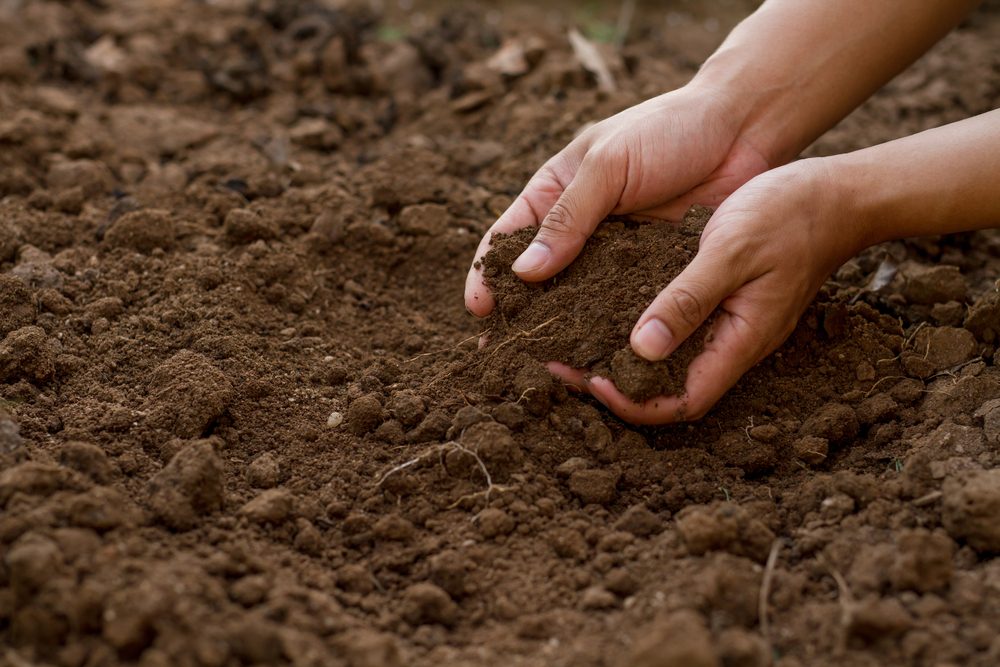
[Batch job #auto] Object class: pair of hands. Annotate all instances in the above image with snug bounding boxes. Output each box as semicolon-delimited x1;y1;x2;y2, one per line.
464;85;865;425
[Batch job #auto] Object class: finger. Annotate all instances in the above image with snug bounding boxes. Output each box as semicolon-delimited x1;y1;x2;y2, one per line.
511;148;624;283
465;156;582;316
586;376;689;425
630;245;745;362
545;361;587;391
678;305;788;420
465;196;550;316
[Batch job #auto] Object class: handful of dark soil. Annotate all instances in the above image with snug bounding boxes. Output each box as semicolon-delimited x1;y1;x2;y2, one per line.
479;206;713;402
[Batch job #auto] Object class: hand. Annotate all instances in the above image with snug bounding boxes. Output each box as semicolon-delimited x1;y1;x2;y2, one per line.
550;159;868;424
464;83;771;316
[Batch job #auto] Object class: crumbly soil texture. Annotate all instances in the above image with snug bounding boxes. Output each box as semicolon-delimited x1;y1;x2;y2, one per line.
480;206;713;402
2;2;1000;667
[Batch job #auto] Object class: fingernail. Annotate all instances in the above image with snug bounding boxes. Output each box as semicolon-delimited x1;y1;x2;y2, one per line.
632;318;673;361
512;241;550;274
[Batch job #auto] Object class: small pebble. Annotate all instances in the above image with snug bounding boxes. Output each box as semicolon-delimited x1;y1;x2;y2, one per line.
327;411;344;428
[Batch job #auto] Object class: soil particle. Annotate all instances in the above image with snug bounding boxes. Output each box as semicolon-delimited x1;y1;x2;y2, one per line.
56;442;115;484
480;207;713;402
854;393;899;426
964;288;1000;342
579;585;618;610
458;421;521;478
0;413;24;455
568;468;619;505
0;275;35;336
798;402;860;446
239;488;295;524
847;596;912;642
347;394;384;435
401;582;459;627
613;503;664;537
623;610;719;667
428;550;474;599
0;219;22;263
66;486;135;532
476;507;515;538
605;567;640;596
103;209;176;253
793;435;829;466
0;325;58;384
709;430;777;475
548;527;590;562
144;350;233;437
889;528;955;593
373;514;416;541
716;628;770;667
675;503;775;562
388;390;427;429
398;203;451;236
5;532;63;596
46;159;113;196
406;410;452;443
912;326;978;372
447;405;491;438
224;208;278;244
942;469;1000;552
901;264;968;305
147;439;225;531
492;402;526;430
337;630;404;667
0;462;89;505
245;452;281;488
975;398;1000;443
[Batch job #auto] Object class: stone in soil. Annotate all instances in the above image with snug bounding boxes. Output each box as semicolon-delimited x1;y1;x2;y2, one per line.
147;439;225;531
942;469;1000;552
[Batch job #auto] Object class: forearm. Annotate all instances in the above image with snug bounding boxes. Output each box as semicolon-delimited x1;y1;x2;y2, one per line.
829;110;1000;248
691;0;980;166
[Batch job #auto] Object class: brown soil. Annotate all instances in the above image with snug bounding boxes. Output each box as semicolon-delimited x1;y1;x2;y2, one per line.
2;1;1000;667
480;206;713;402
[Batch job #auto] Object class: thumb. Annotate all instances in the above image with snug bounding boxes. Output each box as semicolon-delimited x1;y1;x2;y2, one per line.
631;247;743;361
512;150;623;282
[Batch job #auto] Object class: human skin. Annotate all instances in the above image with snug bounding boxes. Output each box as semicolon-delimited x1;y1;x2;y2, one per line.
464;0;991;424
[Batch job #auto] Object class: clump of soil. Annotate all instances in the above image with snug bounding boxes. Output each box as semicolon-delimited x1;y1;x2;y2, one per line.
480;206;713;401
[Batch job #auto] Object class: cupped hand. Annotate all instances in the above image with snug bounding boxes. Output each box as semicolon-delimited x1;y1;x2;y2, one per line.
464;84;771;317
549;160;868;424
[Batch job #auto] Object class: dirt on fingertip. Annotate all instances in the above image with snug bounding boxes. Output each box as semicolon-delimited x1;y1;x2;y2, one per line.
480;206;713;402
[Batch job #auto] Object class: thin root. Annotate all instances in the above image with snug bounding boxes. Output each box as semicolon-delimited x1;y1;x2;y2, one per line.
759;538;783;649
375;441;506;509
404;331;486;363
487;315;561;359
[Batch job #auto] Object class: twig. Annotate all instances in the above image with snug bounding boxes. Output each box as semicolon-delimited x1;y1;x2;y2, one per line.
864;375;906;398
614;0;636;50
820;555;854;656
375;441;508;509
404;331;484;363
912;490;943;507
759;539;783;649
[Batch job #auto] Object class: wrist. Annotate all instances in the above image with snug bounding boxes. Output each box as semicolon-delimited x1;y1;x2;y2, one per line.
813;154;891;256
687;49;795;172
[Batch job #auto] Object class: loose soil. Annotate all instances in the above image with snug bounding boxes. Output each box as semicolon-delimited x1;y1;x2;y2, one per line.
480;206;713;402
2;1;1000;666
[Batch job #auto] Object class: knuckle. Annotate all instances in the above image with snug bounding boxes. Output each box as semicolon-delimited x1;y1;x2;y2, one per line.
665;286;706;329
541;200;578;239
